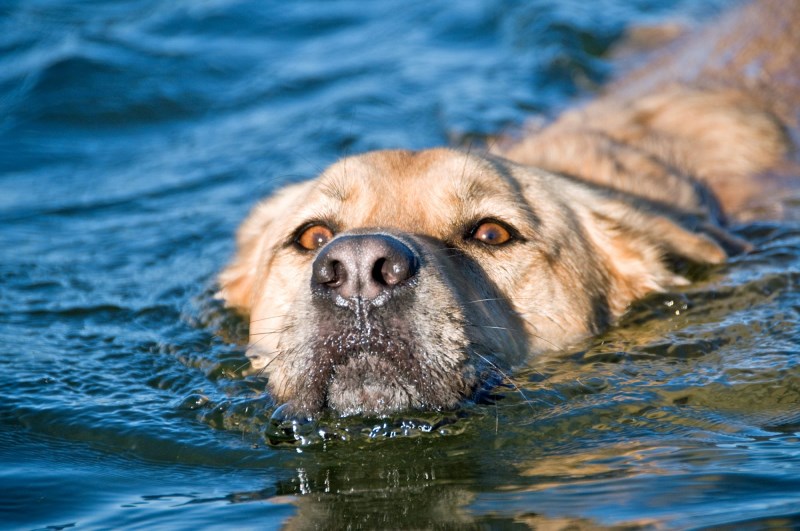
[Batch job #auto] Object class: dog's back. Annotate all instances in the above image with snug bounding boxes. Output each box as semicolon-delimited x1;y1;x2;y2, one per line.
499;0;800;220
614;0;800;114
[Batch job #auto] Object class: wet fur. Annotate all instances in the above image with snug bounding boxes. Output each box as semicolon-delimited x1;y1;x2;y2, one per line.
219;0;799;416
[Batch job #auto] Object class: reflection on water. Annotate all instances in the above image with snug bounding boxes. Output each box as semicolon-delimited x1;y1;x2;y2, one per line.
1;0;799;528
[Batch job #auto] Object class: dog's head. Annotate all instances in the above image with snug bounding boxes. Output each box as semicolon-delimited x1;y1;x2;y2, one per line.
219;148;727;416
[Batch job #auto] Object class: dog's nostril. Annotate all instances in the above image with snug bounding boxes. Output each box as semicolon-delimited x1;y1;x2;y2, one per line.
372;258;388;286
380;254;415;286
313;259;346;288
334;261;349;288
327;261;347;288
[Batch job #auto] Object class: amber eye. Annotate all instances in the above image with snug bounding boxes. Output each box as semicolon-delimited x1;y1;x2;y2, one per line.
469;220;514;246
296;224;334;251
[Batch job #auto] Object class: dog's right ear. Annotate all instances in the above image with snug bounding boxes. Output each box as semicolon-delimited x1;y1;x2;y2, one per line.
575;191;730;317
217;181;313;312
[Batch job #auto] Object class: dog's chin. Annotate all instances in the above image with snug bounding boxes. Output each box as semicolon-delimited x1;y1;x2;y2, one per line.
326;356;419;416
278;332;478;417
277;300;472;416
319;345;475;416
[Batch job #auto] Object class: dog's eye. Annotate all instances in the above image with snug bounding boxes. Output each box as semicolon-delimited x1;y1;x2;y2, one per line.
469;220;514;246
296;224;334;251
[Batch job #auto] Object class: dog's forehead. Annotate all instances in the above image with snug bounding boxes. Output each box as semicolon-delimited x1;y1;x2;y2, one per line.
312;148;522;233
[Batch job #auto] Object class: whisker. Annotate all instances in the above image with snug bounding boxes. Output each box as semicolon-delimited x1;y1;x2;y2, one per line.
465;324;511;331
249;315;291;324
248;344;295;381
464;297;509;305
517;309;569;335
248;323;294;336
517;319;565;351
232;358;254;374
459;140;475;186
466;319;562;351
473;352;536;412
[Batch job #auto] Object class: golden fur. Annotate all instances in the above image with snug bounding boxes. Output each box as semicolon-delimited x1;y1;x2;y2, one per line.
496;0;800;219
219;0;799;416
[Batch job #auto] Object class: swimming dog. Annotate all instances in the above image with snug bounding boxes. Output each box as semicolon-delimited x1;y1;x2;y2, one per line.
219;0;799;416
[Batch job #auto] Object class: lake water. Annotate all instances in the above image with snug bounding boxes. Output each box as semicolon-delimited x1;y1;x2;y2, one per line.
2;0;799;529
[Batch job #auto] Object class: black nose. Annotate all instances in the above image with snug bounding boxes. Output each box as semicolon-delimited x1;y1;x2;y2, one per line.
311;234;419;303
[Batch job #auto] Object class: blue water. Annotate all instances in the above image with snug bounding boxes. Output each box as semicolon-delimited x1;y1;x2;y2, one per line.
2;0;800;529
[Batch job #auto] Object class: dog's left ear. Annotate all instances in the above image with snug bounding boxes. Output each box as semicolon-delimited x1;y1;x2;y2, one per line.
577;194;730;316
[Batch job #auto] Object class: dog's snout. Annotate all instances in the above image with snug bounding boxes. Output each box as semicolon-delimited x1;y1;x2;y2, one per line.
311;234;419;302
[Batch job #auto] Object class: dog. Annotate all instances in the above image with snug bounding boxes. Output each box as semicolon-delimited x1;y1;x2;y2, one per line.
218;0;799;417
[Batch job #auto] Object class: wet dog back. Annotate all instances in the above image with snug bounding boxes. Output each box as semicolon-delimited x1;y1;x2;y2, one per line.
498;0;800;219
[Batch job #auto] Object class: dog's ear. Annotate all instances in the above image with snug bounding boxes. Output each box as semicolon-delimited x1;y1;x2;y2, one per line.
577;193;729;317
217;180;313;312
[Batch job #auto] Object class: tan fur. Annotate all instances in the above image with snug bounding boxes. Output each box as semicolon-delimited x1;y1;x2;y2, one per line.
218;0;799;415
218;180;315;310
500;86;790;216
497;0;800;219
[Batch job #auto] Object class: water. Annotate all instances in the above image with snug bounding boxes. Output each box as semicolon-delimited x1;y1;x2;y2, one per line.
2;0;799;528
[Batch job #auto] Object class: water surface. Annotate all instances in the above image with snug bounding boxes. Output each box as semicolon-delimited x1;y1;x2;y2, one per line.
2;0;799;528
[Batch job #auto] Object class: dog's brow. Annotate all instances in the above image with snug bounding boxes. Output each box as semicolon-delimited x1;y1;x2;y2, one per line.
317;178;351;202
460;176;498;200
